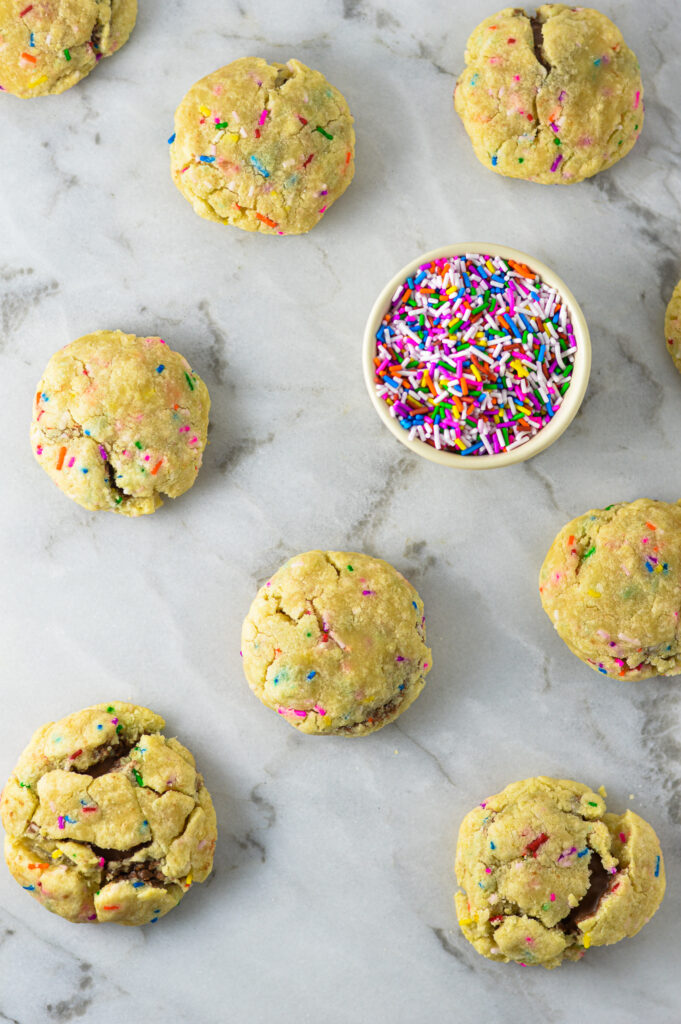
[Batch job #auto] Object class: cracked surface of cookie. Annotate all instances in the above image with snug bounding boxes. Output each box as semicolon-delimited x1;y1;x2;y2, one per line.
1;702;217;925
241;551;431;735
455;777;665;969
170;57;355;235
665;278;681;374
454;5;643;184
31;330;210;516
539;499;681;679
0;0;137;97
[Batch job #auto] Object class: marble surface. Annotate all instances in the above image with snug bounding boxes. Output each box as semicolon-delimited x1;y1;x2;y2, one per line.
0;1;680;1021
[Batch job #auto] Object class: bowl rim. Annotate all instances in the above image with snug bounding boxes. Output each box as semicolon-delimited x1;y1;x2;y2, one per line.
362;242;592;469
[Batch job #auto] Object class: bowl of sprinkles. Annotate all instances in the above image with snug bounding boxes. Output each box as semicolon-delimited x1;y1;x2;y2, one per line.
363;244;591;468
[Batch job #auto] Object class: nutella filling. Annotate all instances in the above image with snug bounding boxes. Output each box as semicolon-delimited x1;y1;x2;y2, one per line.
560;855;613;933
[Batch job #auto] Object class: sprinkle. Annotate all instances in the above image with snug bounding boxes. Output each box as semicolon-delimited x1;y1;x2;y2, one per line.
587;801;598;807
132;768;144;787
167;132;176;144
578;848;589;857
184;372;194;390
64;48;71;61
102;905;120;911
21;51;37;64
583;546;596;558
19;4;33;14
23;884;35;890
583;933;591;949
250;155;269;177
587;589;601;599
199;155;216;163
150;459;163;476
525;833;549;856
373;252;577;456
99;446;107;461
56;447;67;470
655;855;660;877
132;881;144;888
362;589;376;596
255;212;278;228
69;749;83;760
550;893;556;901
58;816;65;830
307;671;317;680
634;90;641;109
258;108;268;125
314;126;333;139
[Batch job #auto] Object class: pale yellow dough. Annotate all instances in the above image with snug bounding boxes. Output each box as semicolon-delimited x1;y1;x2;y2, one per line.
170;57;355;235
455;777;665;968
1;703;217;926
540;499;681;679
665;278;681;373
31;330;210;516
454;5;643;184
0;0;136;97
241;551;432;735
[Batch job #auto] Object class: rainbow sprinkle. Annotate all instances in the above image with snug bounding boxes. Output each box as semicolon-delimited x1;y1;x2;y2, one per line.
373;253;577;455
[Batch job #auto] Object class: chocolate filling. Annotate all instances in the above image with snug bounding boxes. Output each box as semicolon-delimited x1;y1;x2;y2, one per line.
71;739;136;778
530;15;551;72
105;857;167;887
560;856;613;933
90;840;152;863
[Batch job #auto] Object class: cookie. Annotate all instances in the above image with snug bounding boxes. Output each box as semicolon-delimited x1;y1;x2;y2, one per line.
1;702;217;925
455;777;665;968
0;0;137;97
665;278;681;373
539;499;681;679
454;5;643;184
170;57;355;235
241;551;431;735
31;330;210;516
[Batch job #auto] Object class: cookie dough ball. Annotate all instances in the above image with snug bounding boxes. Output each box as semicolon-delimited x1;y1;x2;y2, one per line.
0;0;137;97
170;57;355;235
455;777;665;969
539;499;681;679
31;330;210;516
241;551;432;735
1;702;217;926
665;278;681;373
454;5;643;184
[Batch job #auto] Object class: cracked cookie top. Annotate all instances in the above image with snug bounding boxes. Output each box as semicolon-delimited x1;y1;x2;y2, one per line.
31;330;210;516
539;499;681;679
170;57;355;235
0;0;137;97
241;551;432;735
665;278;681;375
1;702;217;926
455;776;665;968
454;5;643;184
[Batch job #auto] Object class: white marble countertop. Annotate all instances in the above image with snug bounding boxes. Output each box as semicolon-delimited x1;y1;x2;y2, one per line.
1;1;680;1021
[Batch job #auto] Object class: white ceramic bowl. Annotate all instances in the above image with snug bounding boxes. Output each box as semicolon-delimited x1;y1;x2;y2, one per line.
362;243;591;469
